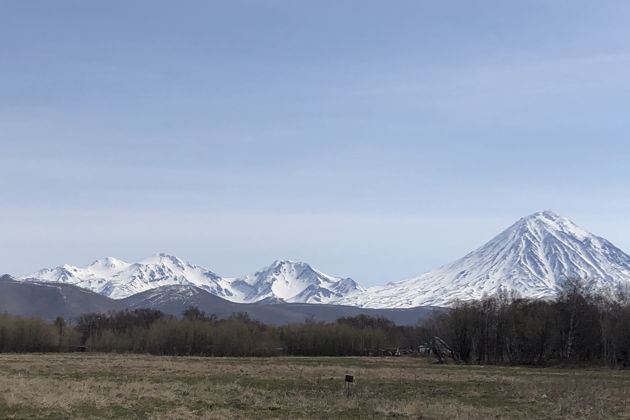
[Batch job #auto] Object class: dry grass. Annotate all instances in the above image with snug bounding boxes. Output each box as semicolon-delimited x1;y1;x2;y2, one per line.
1;354;630;419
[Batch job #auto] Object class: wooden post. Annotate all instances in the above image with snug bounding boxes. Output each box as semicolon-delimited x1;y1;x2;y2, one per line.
345;375;354;397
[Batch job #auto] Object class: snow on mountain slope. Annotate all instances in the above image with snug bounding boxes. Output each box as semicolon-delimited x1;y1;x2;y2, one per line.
21;254;234;299
19;211;630;308
342;211;630;308
20;255;362;303
22;257;131;296
228;260;364;304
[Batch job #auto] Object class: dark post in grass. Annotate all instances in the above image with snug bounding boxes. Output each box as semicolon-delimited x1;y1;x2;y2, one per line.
345;375;354;397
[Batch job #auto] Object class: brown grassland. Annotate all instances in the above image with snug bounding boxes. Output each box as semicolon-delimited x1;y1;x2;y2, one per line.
1;353;630;419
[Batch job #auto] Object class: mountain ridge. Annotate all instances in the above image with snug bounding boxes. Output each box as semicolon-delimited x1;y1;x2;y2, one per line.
16;211;630;308
20;256;362;304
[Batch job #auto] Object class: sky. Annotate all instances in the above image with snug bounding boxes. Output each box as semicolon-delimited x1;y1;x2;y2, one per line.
1;1;630;286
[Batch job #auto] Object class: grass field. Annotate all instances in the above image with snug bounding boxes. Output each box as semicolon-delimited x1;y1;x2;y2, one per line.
1;354;630;419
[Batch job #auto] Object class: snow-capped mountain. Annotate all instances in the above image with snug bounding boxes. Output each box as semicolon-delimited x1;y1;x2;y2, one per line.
21;254;234;300
20;255;362;303
19;211;630;308
342;211;630;308
228;260;364;304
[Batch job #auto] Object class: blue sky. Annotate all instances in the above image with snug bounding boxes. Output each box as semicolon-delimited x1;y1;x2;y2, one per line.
1;1;629;286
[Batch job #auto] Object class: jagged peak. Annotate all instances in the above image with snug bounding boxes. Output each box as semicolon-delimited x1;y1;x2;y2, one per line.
93;256;126;264
261;260;317;276
138;253;187;266
270;259;300;267
88;257;129;268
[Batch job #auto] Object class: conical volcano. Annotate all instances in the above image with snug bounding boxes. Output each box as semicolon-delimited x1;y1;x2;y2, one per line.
343;211;630;307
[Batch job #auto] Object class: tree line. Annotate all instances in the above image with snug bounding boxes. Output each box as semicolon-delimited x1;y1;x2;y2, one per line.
2;278;630;366
427;278;630;366
0;308;427;357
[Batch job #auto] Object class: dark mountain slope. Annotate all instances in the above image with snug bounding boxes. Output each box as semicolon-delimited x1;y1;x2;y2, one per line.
0;274;124;320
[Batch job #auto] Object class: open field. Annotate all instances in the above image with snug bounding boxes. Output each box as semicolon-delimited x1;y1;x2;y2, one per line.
1;354;630;419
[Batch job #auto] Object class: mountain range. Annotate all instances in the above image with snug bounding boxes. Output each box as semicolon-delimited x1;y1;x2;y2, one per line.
21;256;363;303
0;275;438;325
13;211;630;312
